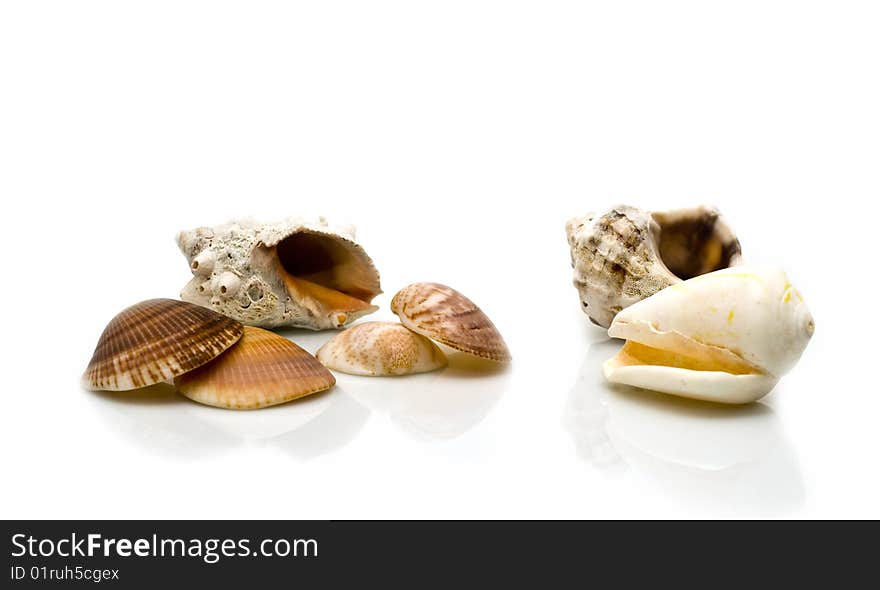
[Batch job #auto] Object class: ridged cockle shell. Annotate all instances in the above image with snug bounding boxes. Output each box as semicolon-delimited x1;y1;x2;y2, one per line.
177;217;382;330
603;265;814;404
316;321;448;376
174;326;336;409
391;282;511;362
82;299;244;391
566;205;743;328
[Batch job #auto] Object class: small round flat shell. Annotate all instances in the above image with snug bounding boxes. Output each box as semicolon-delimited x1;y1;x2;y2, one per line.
316;321;447;376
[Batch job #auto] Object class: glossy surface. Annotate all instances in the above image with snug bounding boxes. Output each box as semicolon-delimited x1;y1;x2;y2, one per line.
2;1;878;518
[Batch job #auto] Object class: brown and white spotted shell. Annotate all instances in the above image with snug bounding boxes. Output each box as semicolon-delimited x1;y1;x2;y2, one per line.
390;282;511;362
565;205;743;328
316;321;447;376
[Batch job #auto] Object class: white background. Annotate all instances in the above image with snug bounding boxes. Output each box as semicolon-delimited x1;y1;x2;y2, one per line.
1;1;878;519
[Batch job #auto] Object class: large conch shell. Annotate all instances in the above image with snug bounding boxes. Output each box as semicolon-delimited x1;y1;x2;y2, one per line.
566;205;743;328
391;282;512;362
603;265;814;404
177;217;382;330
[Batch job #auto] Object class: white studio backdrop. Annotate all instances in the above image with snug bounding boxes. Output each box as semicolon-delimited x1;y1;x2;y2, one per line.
1;1;878;518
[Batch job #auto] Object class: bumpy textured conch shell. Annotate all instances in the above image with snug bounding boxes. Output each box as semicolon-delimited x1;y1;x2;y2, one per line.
604;265;814;404
566;205;743;328
82;298;244;391
174;326;336;409
316;321;448;376
177;217;382;330
391;282;511;362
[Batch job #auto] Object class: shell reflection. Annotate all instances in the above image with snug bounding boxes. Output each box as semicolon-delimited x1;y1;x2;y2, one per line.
565;339;804;515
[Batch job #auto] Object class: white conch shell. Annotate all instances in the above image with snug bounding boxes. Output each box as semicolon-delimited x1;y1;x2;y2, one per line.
177;217;382;330
603;265;814;404
566;205;743;328
316;321;447;376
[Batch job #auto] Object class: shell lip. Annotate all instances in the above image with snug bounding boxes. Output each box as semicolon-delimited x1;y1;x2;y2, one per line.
275;260;380;329
315;321;449;376
80;373;98;391
566;204;744;329
184;381;335;410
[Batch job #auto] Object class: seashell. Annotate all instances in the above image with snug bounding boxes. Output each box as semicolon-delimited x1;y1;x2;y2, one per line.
82;298;244;391
177;217;382;330
566;204;743;328
316;321;447;376
603;265;814;404
174;326;336;409
390;282;511;362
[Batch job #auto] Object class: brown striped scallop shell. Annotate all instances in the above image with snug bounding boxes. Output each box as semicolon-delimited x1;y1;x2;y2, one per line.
390;283;511;362
82;299;244;391
316;321;447;376
174;327;336;409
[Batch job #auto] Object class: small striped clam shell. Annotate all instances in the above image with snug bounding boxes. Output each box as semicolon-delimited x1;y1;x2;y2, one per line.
174;326;336;409
390;283;511;362
83;298;244;391
316;322;447;376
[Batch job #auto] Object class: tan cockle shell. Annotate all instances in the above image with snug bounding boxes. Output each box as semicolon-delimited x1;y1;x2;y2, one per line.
82;299;244;391
316;321;448;376
177;217;382;330
566;205;743;328
391;282;511;362
174;326;336;409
